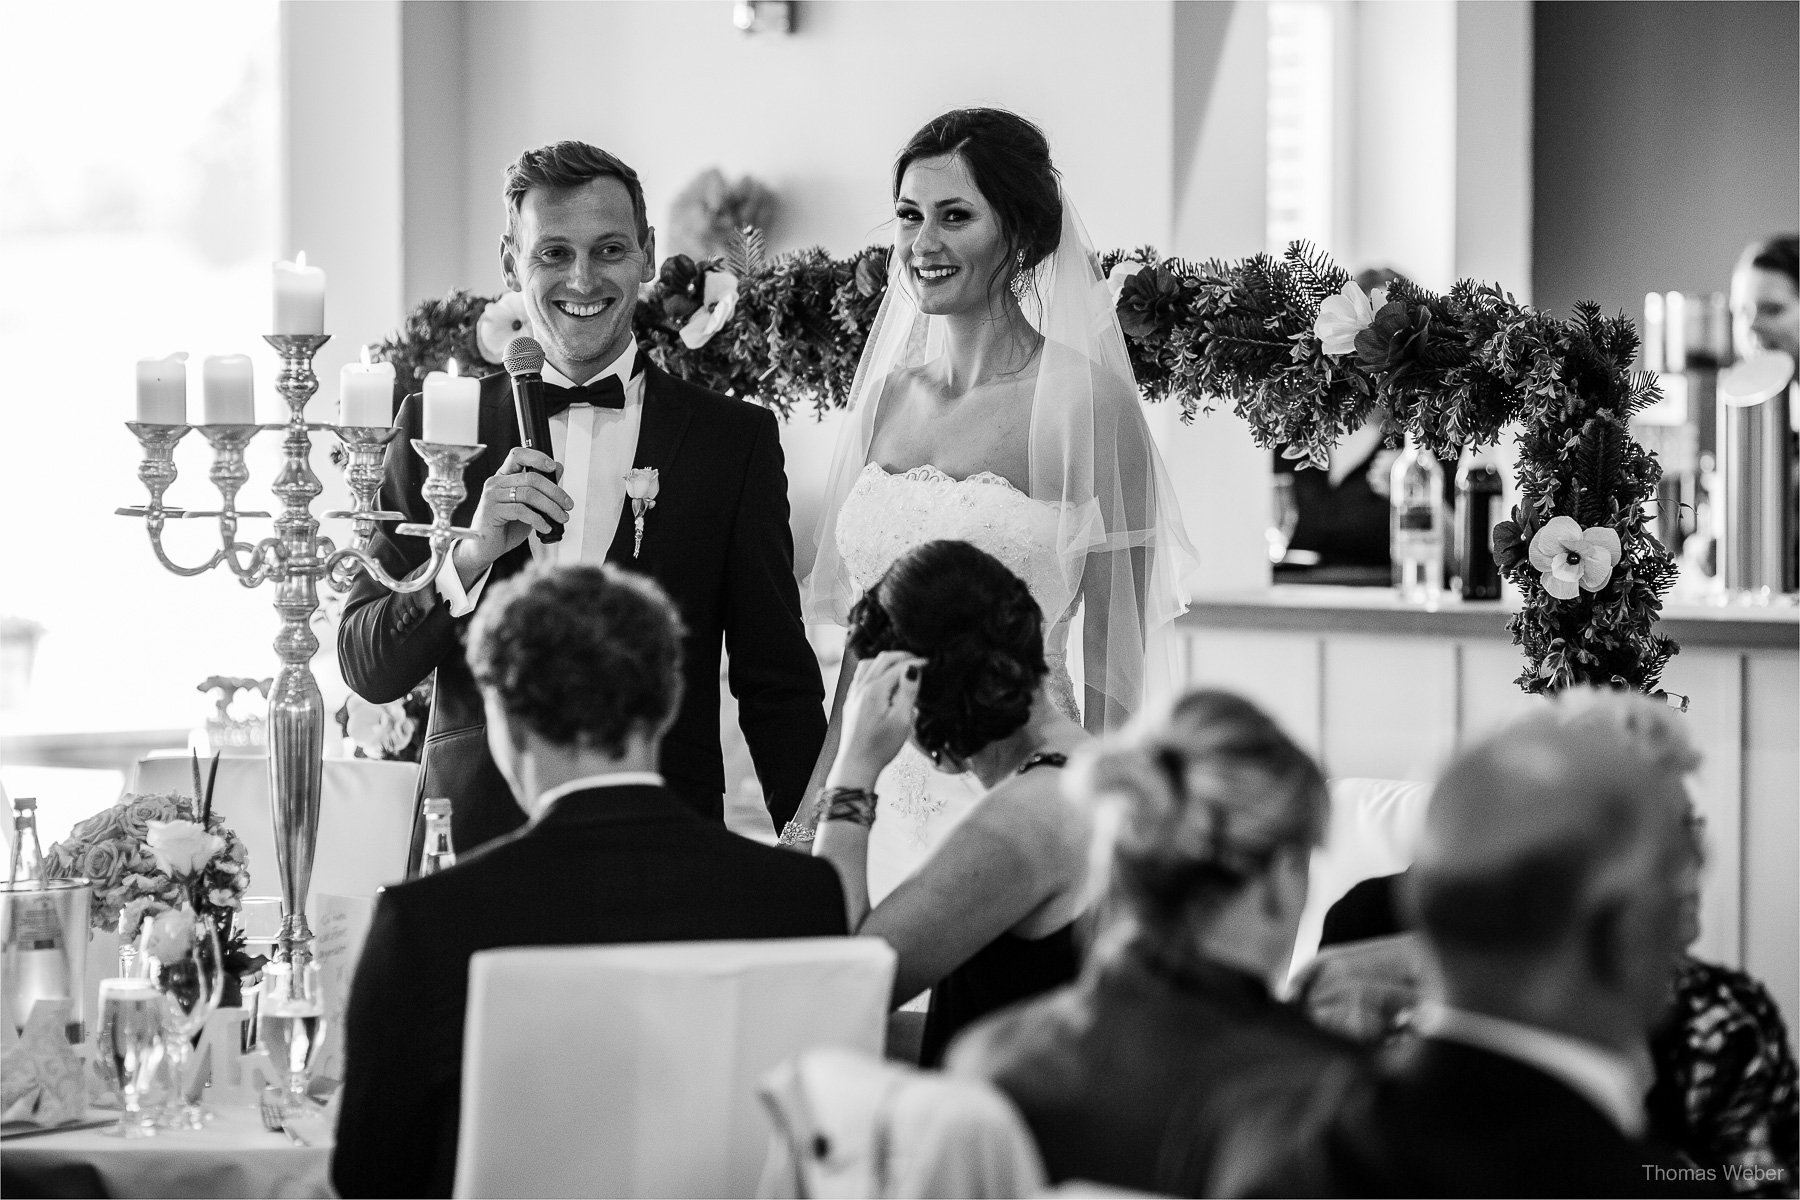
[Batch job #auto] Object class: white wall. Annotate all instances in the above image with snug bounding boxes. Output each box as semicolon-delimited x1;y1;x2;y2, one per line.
1454;0;1531;297
281;0;404;411
455;1;1176;292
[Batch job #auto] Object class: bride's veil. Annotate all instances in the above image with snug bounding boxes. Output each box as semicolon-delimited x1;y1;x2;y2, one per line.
803;192;1199;728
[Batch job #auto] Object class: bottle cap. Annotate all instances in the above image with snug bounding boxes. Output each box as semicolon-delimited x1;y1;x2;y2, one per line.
13;797;36;813
423;797;453;818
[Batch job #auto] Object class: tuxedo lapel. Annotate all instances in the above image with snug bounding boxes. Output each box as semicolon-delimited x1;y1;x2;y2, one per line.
607;365;693;562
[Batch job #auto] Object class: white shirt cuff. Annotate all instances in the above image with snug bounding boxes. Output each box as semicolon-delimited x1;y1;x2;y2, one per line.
435;555;491;617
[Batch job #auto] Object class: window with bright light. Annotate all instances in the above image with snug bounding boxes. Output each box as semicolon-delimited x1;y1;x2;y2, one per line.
0;1;280;751
1267;0;1338;256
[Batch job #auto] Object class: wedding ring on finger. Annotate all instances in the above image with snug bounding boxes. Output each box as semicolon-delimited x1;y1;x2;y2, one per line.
508;486;517;503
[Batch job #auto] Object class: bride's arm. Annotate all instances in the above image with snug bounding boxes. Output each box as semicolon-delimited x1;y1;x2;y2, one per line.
781;643;859;848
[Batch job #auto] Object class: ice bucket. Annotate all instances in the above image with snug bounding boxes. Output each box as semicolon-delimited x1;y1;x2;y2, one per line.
1;878;92;1042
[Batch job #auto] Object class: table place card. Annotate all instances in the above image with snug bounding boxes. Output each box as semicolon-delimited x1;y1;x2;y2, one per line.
308;893;375;1083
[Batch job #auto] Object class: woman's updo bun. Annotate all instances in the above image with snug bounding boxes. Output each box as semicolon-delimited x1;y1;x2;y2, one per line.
847;540;1047;763
1083;691;1328;936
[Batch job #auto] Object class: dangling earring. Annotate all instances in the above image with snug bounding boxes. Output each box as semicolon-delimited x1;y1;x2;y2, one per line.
1009;249;1031;301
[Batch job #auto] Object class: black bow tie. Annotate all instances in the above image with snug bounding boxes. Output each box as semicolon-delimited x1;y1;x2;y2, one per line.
542;356;648;416
544;375;626;415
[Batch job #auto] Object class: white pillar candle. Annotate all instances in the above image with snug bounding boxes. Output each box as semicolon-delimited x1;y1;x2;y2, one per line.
135;353;189;424
421;360;480;444
339;348;396;428
202;354;256;425
273;251;326;335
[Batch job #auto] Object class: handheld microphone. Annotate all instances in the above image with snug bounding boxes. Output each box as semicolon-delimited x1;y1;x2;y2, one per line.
504;335;563;544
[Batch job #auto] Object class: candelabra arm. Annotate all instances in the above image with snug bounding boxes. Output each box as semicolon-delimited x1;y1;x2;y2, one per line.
324;541;450;594
142;519;230;577
221;535;286;587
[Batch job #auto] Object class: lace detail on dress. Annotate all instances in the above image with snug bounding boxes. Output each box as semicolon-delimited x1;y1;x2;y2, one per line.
837;462;1079;845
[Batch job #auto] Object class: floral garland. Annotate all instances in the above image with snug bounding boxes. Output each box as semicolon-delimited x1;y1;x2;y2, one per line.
377;238;1676;694
1103;244;1677;694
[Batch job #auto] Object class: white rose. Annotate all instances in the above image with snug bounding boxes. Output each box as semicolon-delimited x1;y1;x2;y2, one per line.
476;291;533;365
624;468;660;502
1106;260;1145;308
678;271;740;349
142;907;197;961
1313;280;1378;357
145;819;223;879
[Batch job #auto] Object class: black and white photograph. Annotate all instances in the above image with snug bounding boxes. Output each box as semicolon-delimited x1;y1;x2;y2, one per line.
1;1;1796;1197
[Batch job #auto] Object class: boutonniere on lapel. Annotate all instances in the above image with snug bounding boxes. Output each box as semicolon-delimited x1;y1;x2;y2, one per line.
624;468;660;558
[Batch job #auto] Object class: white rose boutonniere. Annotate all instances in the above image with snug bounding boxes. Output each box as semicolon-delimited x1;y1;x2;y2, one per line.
145;819;224;880
477;291;533;365
678;271;740;350
624;468;660;559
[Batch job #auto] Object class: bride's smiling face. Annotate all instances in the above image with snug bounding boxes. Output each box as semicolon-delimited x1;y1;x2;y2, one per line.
895;154;1014;317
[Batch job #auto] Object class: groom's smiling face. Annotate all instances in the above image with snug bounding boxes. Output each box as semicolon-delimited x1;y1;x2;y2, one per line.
503;177;656;382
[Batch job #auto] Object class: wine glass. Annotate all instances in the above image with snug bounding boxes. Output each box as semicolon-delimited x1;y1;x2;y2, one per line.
96;978;167;1138
148;913;224;1130
259;961;327;1115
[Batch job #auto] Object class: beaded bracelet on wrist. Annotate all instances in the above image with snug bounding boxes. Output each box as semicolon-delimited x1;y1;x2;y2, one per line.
822;786;878;828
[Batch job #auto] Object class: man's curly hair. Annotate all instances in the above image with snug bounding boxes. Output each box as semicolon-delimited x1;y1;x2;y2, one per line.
466;563;685;754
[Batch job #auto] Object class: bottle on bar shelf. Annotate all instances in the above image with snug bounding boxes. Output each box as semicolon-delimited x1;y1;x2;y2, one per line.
1390;435;1446;603
1456;450;1505;600
417;797;456;877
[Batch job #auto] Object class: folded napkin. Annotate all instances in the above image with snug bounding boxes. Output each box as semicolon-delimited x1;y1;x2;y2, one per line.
1;1000;87;1127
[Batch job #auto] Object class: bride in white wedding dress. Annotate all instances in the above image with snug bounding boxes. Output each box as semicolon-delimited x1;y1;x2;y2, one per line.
794;108;1197;900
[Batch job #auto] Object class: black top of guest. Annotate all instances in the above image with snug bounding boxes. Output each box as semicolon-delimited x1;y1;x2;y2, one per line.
952;689;1360;1195
330;564;844;1200
1251;688;1727;1198
817;540;1092;1067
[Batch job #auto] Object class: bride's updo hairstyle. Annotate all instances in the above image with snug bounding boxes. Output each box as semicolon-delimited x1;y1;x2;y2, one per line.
847;540;1048;763
1080;691;1327;944
894;108;1064;297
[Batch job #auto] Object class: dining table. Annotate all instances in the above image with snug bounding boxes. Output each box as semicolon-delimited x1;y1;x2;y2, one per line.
0;1102;333;1199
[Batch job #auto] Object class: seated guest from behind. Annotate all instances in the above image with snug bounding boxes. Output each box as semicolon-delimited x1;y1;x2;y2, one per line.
331;564;846;1199
949;690;1365;1196
1260;688;1725;1198
813;540;1093;1067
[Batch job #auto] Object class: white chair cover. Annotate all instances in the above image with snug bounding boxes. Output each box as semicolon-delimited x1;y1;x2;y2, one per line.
756;1046;1046;1200
1287;777;1433;981
455;938;896;1199
130;753;416;901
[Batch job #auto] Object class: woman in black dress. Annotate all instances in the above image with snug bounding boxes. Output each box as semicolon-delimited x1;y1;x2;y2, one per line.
812;540;1093;1066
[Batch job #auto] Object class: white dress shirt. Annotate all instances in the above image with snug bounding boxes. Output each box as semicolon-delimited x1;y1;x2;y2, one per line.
1413;1002;1649;1137
437;340;647;616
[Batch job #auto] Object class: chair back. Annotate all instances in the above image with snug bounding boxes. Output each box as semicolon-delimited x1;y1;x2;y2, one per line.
454;937;896;1199
1287;777;1432;980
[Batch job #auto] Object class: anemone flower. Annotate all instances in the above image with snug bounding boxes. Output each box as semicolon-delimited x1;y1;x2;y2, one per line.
1526;515;1621;600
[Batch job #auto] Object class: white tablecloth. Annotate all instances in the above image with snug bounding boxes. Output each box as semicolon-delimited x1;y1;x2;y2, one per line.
0;1104;331;1199
131;753;418;902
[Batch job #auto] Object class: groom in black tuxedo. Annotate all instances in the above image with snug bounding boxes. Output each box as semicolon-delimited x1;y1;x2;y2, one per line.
339;140;825;857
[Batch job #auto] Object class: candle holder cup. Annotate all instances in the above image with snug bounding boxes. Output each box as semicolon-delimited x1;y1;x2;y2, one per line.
323;426;404;554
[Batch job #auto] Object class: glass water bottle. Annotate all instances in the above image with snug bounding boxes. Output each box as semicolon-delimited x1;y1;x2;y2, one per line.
9;797;43;886
417;797;456;876
1390;436;1447;603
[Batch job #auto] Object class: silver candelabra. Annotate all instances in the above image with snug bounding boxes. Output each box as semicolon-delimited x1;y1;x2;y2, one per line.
119;334;483;966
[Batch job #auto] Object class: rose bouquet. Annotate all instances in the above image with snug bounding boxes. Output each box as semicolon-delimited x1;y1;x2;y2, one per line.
44;790;260;1000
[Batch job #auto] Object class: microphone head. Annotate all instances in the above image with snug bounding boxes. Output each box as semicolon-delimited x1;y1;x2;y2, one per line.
504;336;545;377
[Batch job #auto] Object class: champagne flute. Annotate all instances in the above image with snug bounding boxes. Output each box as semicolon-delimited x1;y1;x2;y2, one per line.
259;961;326;1115
148;913;224;1130
97;978;167;1138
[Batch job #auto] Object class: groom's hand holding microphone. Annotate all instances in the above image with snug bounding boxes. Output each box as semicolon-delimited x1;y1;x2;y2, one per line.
449;335;573;588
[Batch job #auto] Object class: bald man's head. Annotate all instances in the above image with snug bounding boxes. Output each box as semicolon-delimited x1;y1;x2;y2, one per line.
1407;689;1697;960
